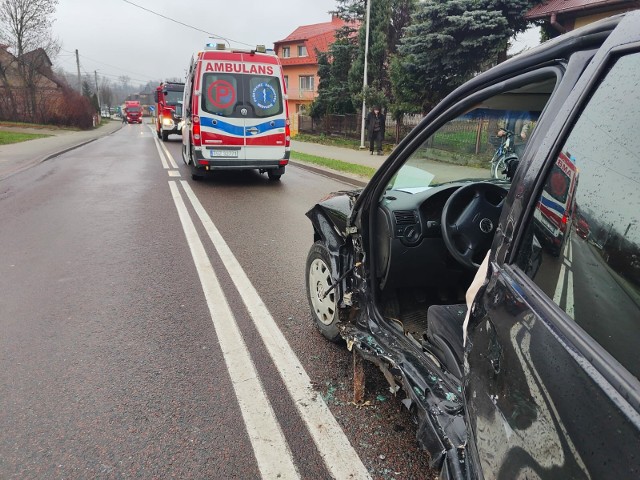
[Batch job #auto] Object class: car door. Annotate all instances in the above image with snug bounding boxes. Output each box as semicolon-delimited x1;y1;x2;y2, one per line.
466;16;640;479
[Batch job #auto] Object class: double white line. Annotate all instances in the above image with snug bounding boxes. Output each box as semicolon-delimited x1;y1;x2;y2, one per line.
168;179;371;479
149;125;179;170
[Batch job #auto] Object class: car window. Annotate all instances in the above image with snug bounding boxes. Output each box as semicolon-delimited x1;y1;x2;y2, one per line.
164;90;183;106
385;78;554;194
248;76;283;118
202;73;240;117
516;52;640;380
201;73;282;119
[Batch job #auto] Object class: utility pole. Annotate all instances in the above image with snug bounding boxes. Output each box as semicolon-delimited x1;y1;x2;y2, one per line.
75;49;82;94
94;70;101;111
359;0;372;149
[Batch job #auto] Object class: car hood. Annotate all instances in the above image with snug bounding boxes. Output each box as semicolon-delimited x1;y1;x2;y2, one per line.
308;190;362;237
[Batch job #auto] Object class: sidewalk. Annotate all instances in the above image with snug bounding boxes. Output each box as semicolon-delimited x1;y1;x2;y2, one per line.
291;139;389;169
290;139;389;186
0;121;122;181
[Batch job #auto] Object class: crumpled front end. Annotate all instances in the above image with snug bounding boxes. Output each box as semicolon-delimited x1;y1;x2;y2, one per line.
342;313;471;479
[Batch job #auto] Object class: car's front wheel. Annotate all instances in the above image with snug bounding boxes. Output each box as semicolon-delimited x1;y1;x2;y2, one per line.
305;242;344;342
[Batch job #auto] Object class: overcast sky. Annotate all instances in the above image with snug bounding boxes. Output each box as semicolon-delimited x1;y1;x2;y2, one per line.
52;0;540;87
53;0;338;85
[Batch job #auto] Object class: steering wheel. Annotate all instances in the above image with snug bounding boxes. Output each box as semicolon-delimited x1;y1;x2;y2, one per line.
441;183;507;269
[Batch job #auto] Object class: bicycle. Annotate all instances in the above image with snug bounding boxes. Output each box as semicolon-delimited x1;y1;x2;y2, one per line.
490;129;519;180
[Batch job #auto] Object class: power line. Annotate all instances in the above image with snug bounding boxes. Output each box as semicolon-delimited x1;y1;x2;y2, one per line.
60;48;153;80
121;0;254;47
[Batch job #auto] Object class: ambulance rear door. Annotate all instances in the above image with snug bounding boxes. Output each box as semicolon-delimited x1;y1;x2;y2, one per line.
242;56;287;163
199;57;247;162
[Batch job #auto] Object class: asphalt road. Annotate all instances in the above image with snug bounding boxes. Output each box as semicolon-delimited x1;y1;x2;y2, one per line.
1;123;432;479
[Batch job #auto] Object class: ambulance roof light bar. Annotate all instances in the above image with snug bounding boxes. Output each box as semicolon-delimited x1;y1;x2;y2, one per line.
202;43;271;55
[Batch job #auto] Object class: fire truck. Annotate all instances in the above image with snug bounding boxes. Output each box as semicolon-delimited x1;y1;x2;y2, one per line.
155;82;185;141
123;100;142;124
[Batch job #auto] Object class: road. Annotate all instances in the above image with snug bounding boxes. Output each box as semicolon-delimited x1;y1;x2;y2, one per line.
0;123;431;479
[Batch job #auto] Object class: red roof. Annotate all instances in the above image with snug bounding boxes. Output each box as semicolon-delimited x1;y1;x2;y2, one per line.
276;16;346;43
526;0;638;19
274;16;356;66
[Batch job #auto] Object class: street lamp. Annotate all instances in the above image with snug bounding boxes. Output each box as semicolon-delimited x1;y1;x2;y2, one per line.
359;0;372;149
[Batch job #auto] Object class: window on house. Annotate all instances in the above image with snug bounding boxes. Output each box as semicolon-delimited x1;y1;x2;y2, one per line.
282;47;290;58
298;45;307;57
299;75;314;92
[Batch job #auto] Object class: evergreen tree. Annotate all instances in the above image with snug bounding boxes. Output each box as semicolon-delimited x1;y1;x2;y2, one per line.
347;0;415;109
310;25;359;117
394;0;535;113
81;79;93;99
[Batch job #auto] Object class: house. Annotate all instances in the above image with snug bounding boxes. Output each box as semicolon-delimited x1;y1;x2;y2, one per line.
274;15;354;132
0;45;66;122
525;0;640;34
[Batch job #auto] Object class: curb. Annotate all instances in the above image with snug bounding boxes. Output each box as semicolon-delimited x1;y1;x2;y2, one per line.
0;123;123;182
43;123;123;162
289;160;368;188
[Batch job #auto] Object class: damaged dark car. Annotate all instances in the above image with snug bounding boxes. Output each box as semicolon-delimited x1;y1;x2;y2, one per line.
305;12;640;479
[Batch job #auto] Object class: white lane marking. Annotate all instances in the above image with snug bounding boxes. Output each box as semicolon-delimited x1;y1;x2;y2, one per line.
566;267;575;318
160;139;179;169
168;170;181;177
553;263;566;305
168;181;300;480
152;132;169;169
180;180;372;480
147;124;179;169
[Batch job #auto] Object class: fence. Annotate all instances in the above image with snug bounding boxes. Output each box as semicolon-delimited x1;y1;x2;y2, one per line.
298;113;423;143
298;113;501;156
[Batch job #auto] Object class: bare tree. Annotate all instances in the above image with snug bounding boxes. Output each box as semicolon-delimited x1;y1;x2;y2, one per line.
99;76;113;110
0;0;60;121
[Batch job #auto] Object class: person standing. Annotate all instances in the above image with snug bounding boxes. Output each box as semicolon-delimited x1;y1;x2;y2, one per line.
497;111;532;158
366;106;385;155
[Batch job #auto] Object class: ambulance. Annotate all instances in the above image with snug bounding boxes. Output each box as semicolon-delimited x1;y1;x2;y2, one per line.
181;44;290;181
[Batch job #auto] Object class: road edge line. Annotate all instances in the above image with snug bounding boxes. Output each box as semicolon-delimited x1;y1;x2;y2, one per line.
168;181;300;480
179;180;372;480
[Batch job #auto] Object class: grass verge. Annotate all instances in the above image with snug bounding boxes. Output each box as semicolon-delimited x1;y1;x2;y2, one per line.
0;131;50;145
291;150;376;178
0;121;79;131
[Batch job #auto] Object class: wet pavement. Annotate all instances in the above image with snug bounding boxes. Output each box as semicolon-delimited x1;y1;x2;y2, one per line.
0;121;122;181
0;125;433;479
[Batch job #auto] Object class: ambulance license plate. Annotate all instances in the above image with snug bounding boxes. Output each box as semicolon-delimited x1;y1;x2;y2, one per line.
210;150;238;158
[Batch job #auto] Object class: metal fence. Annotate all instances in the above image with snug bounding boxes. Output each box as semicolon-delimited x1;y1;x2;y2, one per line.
298;113;500;155
298;113;422;143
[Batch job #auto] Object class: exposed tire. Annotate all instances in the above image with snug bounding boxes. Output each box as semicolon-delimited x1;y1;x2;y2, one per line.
162;131;169;141
267;172;282;181
191;173;202;181
156;128;161;139
305;241;345;342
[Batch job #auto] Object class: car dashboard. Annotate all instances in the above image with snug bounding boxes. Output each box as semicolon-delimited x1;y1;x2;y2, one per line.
375;182;500;291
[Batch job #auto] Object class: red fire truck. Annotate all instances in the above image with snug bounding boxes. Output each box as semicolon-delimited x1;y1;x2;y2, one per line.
154;82;185;141
123;100;142;124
